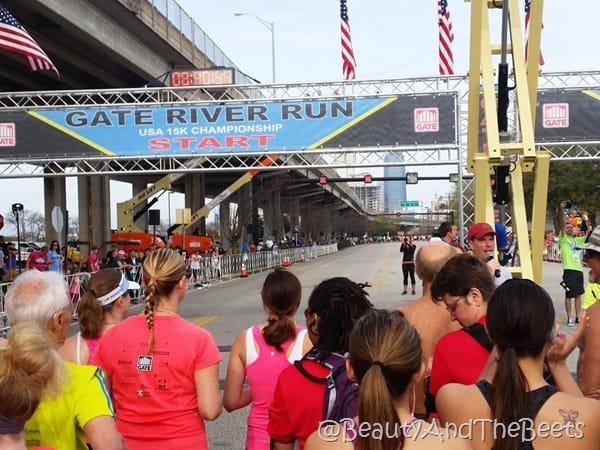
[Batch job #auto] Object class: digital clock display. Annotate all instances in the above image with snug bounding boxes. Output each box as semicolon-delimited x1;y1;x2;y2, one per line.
169;68;235;87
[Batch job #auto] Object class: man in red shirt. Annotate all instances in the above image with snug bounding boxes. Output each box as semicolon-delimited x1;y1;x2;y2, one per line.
426;253;496;417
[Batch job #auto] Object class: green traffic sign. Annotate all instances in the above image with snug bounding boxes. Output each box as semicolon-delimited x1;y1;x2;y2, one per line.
400;200;420;207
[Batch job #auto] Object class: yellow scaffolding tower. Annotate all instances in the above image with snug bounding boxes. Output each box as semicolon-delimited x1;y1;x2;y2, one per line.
466;0;548;282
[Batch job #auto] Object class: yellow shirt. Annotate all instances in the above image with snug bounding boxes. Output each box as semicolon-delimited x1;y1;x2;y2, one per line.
25;362;114;450
583;283;600;310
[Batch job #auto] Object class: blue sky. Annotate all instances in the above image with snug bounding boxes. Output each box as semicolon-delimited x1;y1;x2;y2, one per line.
1;0;599;231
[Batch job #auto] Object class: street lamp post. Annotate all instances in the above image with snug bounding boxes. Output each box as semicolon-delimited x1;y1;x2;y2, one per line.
233;12;276;83
11;203;23;274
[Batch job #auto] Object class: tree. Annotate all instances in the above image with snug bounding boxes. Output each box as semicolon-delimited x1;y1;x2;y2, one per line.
205;221;220;240
523;161;600;230
67;216;79;241
369;216;397;237
223;204;249;252
4;209;46;241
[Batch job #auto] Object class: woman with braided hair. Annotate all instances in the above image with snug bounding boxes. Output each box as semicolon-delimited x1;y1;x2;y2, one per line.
268;277;374;450
224;268;311;449
94;248;222;450
60;268;137;364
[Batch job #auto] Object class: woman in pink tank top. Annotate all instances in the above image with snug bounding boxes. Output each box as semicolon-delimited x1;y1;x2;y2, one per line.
224;268;311;449
59;268;139;364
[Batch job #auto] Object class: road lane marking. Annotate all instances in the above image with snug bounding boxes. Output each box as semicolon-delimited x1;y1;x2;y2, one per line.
193;315;217;327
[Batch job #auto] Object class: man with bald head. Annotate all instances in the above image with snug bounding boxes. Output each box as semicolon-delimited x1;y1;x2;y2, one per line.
396;242;461;418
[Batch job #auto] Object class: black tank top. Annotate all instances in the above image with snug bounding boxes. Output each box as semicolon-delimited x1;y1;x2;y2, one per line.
476;380;559;450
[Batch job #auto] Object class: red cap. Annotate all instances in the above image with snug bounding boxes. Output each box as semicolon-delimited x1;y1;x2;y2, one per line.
467;222;496;240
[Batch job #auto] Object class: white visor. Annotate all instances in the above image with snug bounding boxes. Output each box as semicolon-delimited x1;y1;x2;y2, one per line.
96;273;141;306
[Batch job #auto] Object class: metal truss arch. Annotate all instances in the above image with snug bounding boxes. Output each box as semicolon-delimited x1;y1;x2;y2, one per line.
0;70;598;179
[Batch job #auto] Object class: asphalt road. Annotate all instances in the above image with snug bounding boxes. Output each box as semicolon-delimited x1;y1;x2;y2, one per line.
87;242;582;449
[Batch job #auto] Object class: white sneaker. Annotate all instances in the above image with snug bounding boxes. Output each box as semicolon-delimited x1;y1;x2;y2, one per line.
567;317;576;327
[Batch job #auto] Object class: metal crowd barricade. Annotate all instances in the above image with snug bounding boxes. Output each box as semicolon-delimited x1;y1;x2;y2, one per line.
0;282;10;337
543;240;562;263
0;245;339;335
68;265;145;316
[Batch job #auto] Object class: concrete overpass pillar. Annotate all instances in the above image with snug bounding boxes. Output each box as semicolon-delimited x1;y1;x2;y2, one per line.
250;178;260;246
185;174;206;235
317;204;334;242
44;177;67;245
263;190;282;242
238;183;253;251
219;201;231;252
299;200;316;242
78;175;111;250
287;198;300;241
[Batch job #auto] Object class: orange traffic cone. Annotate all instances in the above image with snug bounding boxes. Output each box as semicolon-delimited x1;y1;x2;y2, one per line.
240;262;247;278
282;256;291;267
300;253;305;263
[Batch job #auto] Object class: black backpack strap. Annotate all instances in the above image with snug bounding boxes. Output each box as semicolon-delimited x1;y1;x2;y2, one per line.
462;322;493;351
426;323;491;419
293;359;328;383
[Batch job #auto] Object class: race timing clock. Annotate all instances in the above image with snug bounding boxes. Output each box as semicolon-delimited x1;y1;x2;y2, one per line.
169;68;235;87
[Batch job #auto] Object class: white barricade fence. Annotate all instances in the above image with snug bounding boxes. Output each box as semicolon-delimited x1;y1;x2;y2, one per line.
543;241;562;263
0;244;339;335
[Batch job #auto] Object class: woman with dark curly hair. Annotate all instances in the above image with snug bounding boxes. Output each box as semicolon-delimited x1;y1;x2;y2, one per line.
268;277;374;450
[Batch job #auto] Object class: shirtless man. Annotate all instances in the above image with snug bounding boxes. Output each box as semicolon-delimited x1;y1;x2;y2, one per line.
396;242;461;418
578;225;600;399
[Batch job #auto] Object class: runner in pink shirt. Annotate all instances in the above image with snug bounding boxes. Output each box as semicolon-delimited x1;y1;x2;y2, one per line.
94;248;222;449
224;269;311;449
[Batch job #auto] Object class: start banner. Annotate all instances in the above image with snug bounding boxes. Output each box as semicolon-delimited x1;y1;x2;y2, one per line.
0;93;457;159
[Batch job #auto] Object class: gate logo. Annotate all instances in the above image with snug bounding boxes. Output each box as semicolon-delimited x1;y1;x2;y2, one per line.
543;103;569;128
414;108;439;132
0;123;15;147
136;354;153;372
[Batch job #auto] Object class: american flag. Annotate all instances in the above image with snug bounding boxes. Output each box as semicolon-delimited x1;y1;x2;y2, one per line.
0;4;59;76
524;0;545;66
438;0;454;75
340;0;356;80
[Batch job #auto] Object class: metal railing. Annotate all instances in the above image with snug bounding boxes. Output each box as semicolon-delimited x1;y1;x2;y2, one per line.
135;0;256;85
543;241;562;263
0;244;338;336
